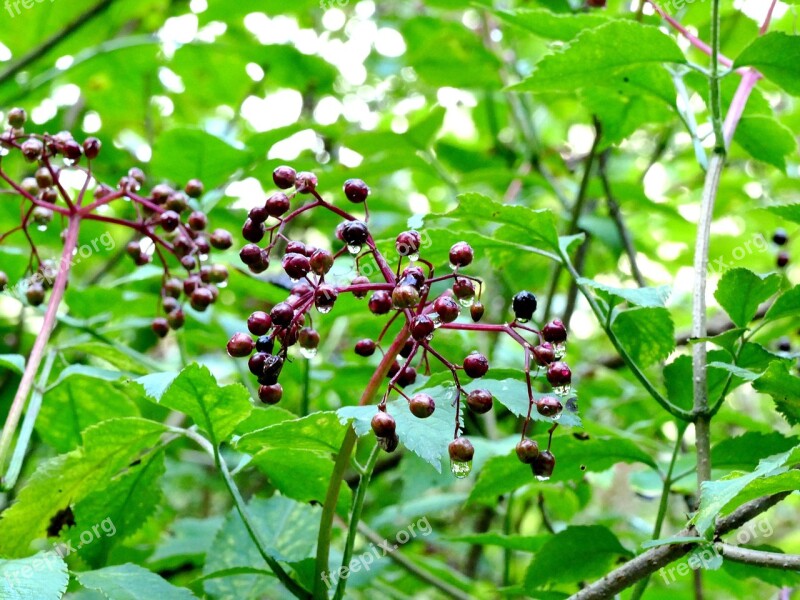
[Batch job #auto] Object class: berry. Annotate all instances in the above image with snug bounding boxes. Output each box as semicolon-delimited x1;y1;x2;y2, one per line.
185;179;204;198
368;290;392;315
371;411;396;437
21;139;43;162
0;271;8;292
258;383;283;404
151;317;169;338
188;211;208;231
378;433;400;453
298;327;320;350
512;291;537;321
392;284;420;309
273;165;296;189
453;278;475;302
8;107;26;128
448;438;474;462
183;275;201;296
351;275;371;299
242;219;265;243
546;362;572;387
167;309;185;330
532;450;556;479
516;439;540;464
542;319;567;343
270;302;295;327
35;167;53;188
248;311;272;335
355;339;376;356
180;255;197;271
160;210;181;232
387;361;401;378
777;252;790;268
227;333;255;357
449;242;473;268
166;192;188;213
255;335;275;354
396;366;417;387
282;253;311;280
309;249;334;275
248;250;270;274
259;354;285;385
773;228;788;246
83;137;102;160
396;231;421;257
470;302;485;322
26;283;45;306
466;389;493;414
400;266;426;289
411;315;435;341
290;281;314;298
248;352;269;376
247;205;268;225
285;241;306;255
63;140;83;162
536;396;563;418
295;171;318;193
463;352;489;378
128;168;146;185
343;178;369;203
266;192;291;217
433;295;460;323
399;339;415;358
409;393;435;419
239;244;263;266
533;343;556;366
586;0;606;6
341;220;369;247
315;285;339;311
190;287;214;311
162;296;179;314
778;338;791;352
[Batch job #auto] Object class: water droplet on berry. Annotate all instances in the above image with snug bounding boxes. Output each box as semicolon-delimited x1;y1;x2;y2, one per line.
0;148;9;157
450;459;472;478
37;224;47;232
290;277;299;284
430;312;443;329
551;412;562;421
299;347;317;359
347;244;362;255
517;317;529;324
426;333;434;341
534;474;551;482
457;296;474;308
553;342;567;359
408;252;419;262
449;262;459;271
553;384;571;397
63;158;76;166
317;305;333;314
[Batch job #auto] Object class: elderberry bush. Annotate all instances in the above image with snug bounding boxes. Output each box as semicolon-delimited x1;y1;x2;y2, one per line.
227;167;577;479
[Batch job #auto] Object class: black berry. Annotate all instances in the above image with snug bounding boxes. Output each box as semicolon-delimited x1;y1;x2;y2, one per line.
532;450;556;479
26;283;45;306
512;291;537;322
255;335;275;354
777;252;790;268
151;318;169;338
772;229;788;246
341;220;369;247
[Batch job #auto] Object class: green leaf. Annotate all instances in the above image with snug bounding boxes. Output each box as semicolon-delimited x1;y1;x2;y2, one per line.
764;284;800;323
0;552;69;600
524;526;631;590
611;307;675;367
66;450;165;567
150;128;251;190
202;497;319;599
579;278;671;308
75;563;197;599
735;33;800;96
752;361;800;426
693;449;797;536
236;412;346;455
148;517;225;570
665;352;734;411
155;364;252;445
37;374;140;453
734;114;797;171
0;418;168;557
764;203;800;226
712;432;800;472
641;535;706;549
494;8;609;41
0;354;25;375
512;21;685;93
714;268;781;327
446;532;548;552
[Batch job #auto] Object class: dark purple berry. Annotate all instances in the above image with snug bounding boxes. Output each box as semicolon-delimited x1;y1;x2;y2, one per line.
21;139;43;162
266;192;290;217
343;178;369;203
470;302;485;322
248;311;272;335
270;302;295;327
351;275;370;299
185;179;204;198
463;352;489;378
466;389;493;413
777;252;790;268
258;383;283;404
368;291;392;315
83;137;102;160
242;219;265;243
341;220;369;247
190;287;214;311
516;439;540;464
210;229;233;250
151;318;169;338
532;450;556;479
371;411;396;437
533;343;555;366
355;339;376;356
167;309;185;330
448;438;474;462
160;210;180;232
409;393;435;419
315;284;338;312
248;352;269;376
227;332;255;357
546;362;571;387
285;241;306;255
396;230;421;256
537;396;563;418
433;295;460;323
295;171;318;193
396;366;417;387
273;165;296;189
411;315;435;341
282;253;311;280
309;249;334;275
239;243;263;266
298;327;320;350
188;211;208;231
449;241;473;268
512;291;537;321
542;319;567;343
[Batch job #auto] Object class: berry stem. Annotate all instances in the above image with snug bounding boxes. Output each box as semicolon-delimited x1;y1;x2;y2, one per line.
0;213;81;483
313;325;410;599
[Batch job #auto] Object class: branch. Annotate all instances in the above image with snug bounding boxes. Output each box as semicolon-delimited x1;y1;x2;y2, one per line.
716;543;800;570
570;490;794;599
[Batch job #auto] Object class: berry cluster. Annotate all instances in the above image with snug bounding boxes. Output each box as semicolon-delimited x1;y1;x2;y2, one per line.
772;228;790;269
0;108;232;335
226;167;575;479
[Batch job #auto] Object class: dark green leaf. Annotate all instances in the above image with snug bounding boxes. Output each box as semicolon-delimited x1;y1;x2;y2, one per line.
714;268;780;327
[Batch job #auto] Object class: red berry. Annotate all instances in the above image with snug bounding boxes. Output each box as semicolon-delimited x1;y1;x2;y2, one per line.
266;192;291;217
249;206;269;224
777;252;790;268
448;438;474;462
470;302;485;322
533;343;555;366
368;290;392;315
258;383;283;404
395;230;421;256
83;137;102;160
371;411;396;437
378;433;400;453
536;396;563;418
282;252;311;280
463;352;489;378
542;319;567;343
151;318;169;338
273;165;296;189
167;309;185;330
190;287;214;311
298;327;320;350
396;366;417;387
409;393;435;418
270;302;295;327
188;211;208;231
286;241;306;255
532;450;556;479
315;284;338;312
343;178;369;203
21;139;43;162
452;278;475;302
351;275;371;299
248;311;272;335
392;284;420;309
295;171;318;193
516;439;540;464
185;179;204;198
242;219;265;243
433;295;460;323
227;332;255;357
248;352;268;376
309;249;334;275
239;243;263;266
411;315;435;341
466;389;493;413
399;266;426;289
449;242;473;268
355;339;376;356
546;362;571;387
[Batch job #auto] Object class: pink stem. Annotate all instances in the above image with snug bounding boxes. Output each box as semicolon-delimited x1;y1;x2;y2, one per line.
760;0;779;35
722;69;762;148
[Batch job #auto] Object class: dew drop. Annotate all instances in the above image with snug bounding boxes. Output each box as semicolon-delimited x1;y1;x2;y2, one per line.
37;225;47;232
290;277;299;284
425;333;434;341
0;147;9;157
457;297;474;308
551;412;562;421
300;347;317;359
218;281;228;288
517;317;529;324
408;252;419;262
553;342;567;359
553;384;571;397
317;305;332;314
450;459;472;479
347;244;362;255
63;158;76;166
449;262;458;271
430;312;443;329
199;253;209;261
534;474;551;482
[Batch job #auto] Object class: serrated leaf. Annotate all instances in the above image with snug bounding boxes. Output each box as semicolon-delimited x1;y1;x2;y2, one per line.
0;552;69;600
735;32;800;96
512;21;685;94
156;364;252;445
579;278;671;308
0;418;168;557
611;307;675;367
752;361;800;426
494;8;609;41
712;432;800;472
236;412;346;455
76;563;197;599
764;203;800;226
524;525;631;590
764;284;800;323
714;268;780;327
734;114;797;171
